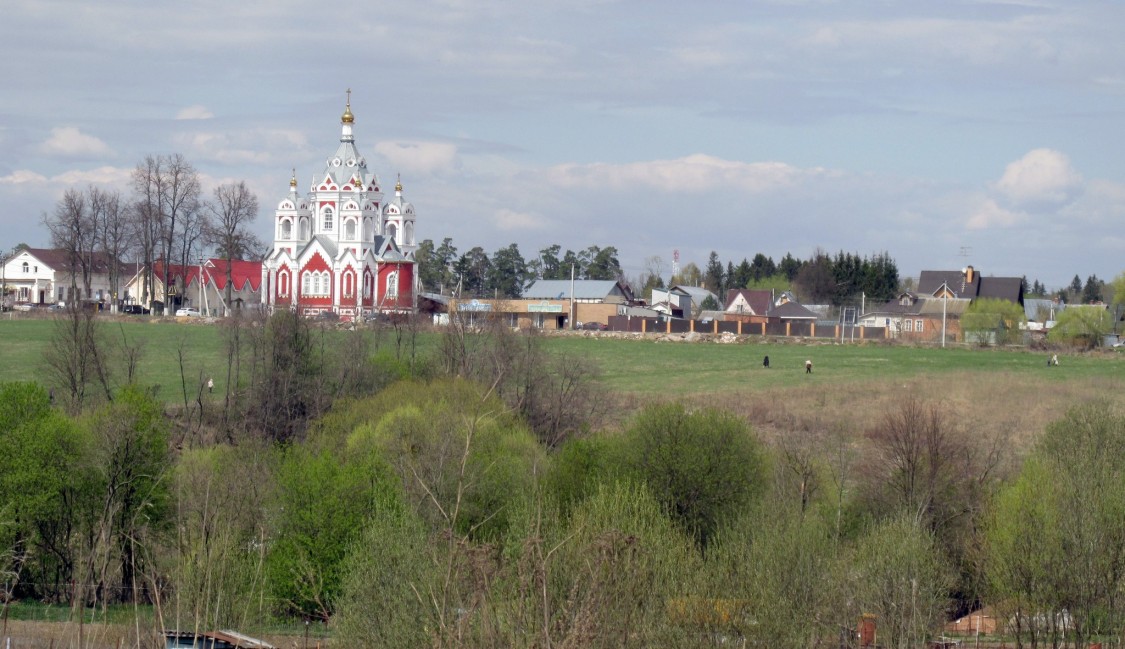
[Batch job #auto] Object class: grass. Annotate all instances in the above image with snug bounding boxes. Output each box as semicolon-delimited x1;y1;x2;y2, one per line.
549;332;1124;394
1;314;1121;439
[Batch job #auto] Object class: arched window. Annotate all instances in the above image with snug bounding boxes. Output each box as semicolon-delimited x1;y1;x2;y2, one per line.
323;207;334;231
281;220;292;239
299;218;310;240
386;270;398;297
21;262;29;273
387;223;397;242
345;219;356;240
302;272;311;295
405;222;414;245
344;273;354;298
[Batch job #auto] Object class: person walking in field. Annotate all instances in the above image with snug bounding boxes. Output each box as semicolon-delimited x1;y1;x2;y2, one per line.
805;359;812;374
763;355;770;369
207;377;214;393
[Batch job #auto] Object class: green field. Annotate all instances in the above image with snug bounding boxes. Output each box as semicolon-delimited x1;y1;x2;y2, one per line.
1;314;1121;408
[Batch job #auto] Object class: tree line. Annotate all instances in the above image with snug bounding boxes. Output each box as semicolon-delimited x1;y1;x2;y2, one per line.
38;153;259;313
417;239;901;308
4;311;1125;648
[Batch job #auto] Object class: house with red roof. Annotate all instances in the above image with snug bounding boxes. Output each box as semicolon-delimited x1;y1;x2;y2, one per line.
123;258;263;316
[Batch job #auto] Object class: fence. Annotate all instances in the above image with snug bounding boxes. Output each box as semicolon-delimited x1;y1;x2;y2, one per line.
606;316;889;341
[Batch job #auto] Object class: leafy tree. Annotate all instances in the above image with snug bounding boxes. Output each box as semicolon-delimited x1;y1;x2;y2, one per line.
334;499;436;648
705;507;842;647
532;244;566;280
414;239;438;290
170;444;274;628
497;482;701;649
1110;271;1125;306
585;245;622;281
987;403;1125;648
962;297;1027;345
487;243;529;298
700;294;720;311
793;251;834;303
266;447;399;620
1063;274;1083;304
704;251;725;295
82;385;173;604
0;382;93;601
749;253;777;282
745;274;792;294
1048;305;1113;348
731;258;753;289
455;246;491;297
778;252;802;281
671;261;702;287
1082;274;1104;303
851;516;952;649
416;237;459;293
616;403;767;548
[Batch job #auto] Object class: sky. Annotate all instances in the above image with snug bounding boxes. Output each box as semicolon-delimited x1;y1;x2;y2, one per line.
3;0;1124;290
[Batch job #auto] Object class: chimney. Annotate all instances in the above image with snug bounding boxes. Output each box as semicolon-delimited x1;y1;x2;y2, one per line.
965;265;974;283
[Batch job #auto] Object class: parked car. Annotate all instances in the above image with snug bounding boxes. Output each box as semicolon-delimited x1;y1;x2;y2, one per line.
581;321;606;330
175;307;201;317
122;304;150;315
13;303;33;312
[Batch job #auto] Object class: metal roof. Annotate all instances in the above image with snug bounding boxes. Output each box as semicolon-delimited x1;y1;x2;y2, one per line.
524;279;623;300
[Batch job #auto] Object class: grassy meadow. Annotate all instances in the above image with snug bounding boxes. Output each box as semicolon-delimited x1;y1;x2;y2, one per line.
0;312;1121;446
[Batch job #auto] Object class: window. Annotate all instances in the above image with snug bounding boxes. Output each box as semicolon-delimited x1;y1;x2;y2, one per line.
916;319;923;332
281;220;292;239
279;271;289;297
323;207;334;231
345;219;356;240
904;319;913;332
386;270;398;297
299;218;310;239
301;271;331;297
386;223;397;242
344;273;354;298
405;222;414;245
21;262;28;273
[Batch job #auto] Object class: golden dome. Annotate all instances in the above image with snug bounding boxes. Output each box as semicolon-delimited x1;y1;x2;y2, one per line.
341;88;354;124
289;169;297;189
395;173;403;192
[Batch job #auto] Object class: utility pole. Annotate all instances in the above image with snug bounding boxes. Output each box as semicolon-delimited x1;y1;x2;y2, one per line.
570;264;576;330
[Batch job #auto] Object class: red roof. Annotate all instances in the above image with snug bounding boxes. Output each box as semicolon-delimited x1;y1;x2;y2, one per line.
152;259;262;292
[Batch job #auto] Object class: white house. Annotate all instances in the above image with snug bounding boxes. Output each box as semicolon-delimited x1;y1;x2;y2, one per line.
1;248;119;307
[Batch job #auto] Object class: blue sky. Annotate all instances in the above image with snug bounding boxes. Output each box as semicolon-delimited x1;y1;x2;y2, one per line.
3;0;1123;288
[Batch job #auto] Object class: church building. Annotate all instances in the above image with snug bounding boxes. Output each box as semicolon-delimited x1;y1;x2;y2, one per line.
261;92;417;320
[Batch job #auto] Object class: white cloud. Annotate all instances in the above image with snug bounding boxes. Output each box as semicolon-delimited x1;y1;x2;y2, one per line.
373;141;460;176
493;208;547;231
175;129;311;166
0;170;48;185
545;154;814;193
966;197;1026;229
52;166;134;187
39;127;113;158
176;105;214;120
994;148;1083;205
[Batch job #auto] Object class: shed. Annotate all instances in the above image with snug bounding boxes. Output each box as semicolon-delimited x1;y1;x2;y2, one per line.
164;630;275;649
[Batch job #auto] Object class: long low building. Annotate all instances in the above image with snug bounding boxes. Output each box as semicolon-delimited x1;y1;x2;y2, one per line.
449;279;636;329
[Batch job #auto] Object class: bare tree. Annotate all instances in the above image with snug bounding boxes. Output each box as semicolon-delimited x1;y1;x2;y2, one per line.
91;187;131;313
130;154;202;314
44;187;99;303
204;181;261;316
